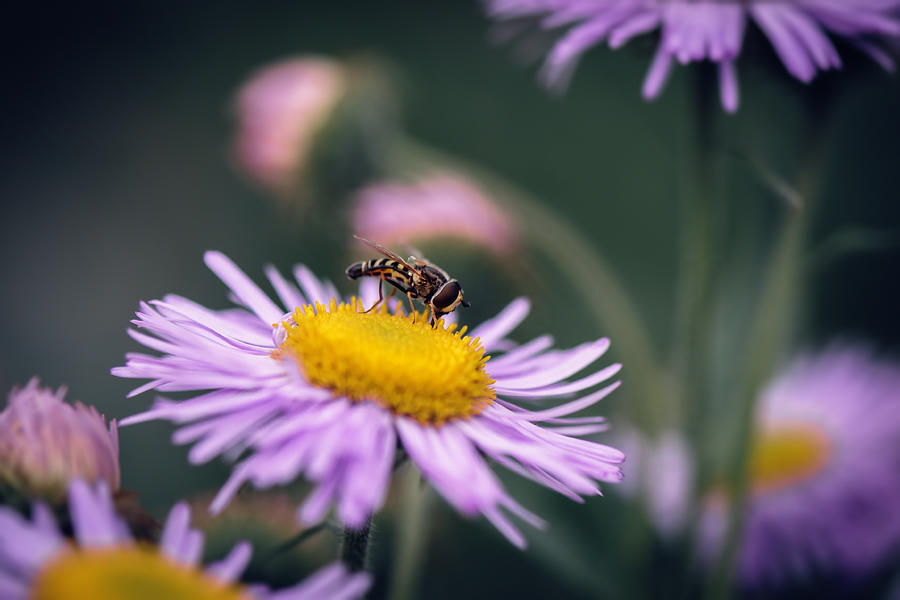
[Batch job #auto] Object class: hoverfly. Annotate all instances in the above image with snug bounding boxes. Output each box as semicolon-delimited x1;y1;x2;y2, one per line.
346;235;470;326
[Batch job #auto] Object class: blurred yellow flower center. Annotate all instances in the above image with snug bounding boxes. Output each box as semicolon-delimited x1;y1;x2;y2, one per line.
276;299;495;425
749;424;832;495
30;546;251;600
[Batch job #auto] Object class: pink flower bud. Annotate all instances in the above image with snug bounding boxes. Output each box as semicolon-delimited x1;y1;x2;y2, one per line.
0;379;120;503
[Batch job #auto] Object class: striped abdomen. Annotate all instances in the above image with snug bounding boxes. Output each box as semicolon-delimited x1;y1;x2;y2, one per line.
345;259;416;293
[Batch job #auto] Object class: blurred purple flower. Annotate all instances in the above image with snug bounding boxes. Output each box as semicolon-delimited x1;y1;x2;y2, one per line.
0;379;119;503
486;0;900;112
113;252;624;548
0;479;369;600
352;173;518;257
233;57;347;193
700;346;900;584
616;426;693;538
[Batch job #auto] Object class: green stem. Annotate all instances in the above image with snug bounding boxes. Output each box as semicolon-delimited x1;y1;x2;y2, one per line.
679;64;719;445
266;521;330;558
340;516;373;573
673;73;721;598
706;212;805;600
515;198;666;428
387;467;431;600
707;129;828;600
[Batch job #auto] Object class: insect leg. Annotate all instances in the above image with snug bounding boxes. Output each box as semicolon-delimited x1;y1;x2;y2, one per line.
407;292;417;324
364;280;384;313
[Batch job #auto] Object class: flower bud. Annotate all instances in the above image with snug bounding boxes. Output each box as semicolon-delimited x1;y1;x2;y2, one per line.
233;56;348;194
351;173;518;257
0;379;120;504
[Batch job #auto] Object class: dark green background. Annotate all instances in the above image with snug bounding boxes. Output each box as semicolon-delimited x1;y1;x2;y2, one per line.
2;3;899;598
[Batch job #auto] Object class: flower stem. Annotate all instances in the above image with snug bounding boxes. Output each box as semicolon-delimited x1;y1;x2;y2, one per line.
707;212;805;599
670;68;722;599
387;467;431;600
514;196;666;427
679;64;720;445
340;516;374;573
707;110;830;600
267;521;329;557
671;72;721;590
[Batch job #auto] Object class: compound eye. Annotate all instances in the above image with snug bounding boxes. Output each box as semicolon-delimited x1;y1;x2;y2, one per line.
431;280;462;311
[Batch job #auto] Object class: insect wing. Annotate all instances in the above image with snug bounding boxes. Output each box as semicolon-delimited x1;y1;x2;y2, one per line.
399;242;426;263
353;235;421;275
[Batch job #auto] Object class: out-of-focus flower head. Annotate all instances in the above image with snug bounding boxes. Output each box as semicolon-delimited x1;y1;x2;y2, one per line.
0;379;119;505
351;173;519;257
486;0;900;112
233;57;348;193
615;425;693;538
0;479;369;600
113;252;624;548
700;345;900;585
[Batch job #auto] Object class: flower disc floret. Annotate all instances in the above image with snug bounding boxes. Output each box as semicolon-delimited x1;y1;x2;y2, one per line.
748;424;831;496
277;299;495;425
32;546;251;600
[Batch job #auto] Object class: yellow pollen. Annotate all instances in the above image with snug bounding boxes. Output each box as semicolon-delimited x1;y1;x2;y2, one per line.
748;424;832;495
274;299;495;425
30;545;251;600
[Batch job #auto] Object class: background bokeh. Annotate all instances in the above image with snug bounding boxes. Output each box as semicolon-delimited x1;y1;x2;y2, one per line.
2;2;899;598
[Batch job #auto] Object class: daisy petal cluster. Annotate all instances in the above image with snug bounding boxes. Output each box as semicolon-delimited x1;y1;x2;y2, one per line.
113;252;624;548
486;0;900;112
0;379;120;504
0;479;369;600
351;173;518;256
700;346;900;585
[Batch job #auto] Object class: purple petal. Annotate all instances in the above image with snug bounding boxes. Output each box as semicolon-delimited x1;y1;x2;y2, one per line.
207;540;252;582
265;563;371;600
69;480;129;548
0;507;64;578
160;502;191;560
293;264;334;306
752;5;818;82
264;265;307;311
718;60;739;113
470;297;530;350
494;338;610;390
642;45;675;100
204;251;283;324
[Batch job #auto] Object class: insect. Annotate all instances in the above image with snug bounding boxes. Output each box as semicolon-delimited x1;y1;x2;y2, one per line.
346;235;470;326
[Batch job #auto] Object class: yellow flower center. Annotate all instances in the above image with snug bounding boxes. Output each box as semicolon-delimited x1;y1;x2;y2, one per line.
748;424;832;495
275;299;495;425
30;546;251;600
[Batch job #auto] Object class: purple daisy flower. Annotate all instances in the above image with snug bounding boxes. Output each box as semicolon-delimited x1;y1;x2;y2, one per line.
699;346;900;584
0;379;120;503
112;252;624;548
0;479;369;600
486;0;900;112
